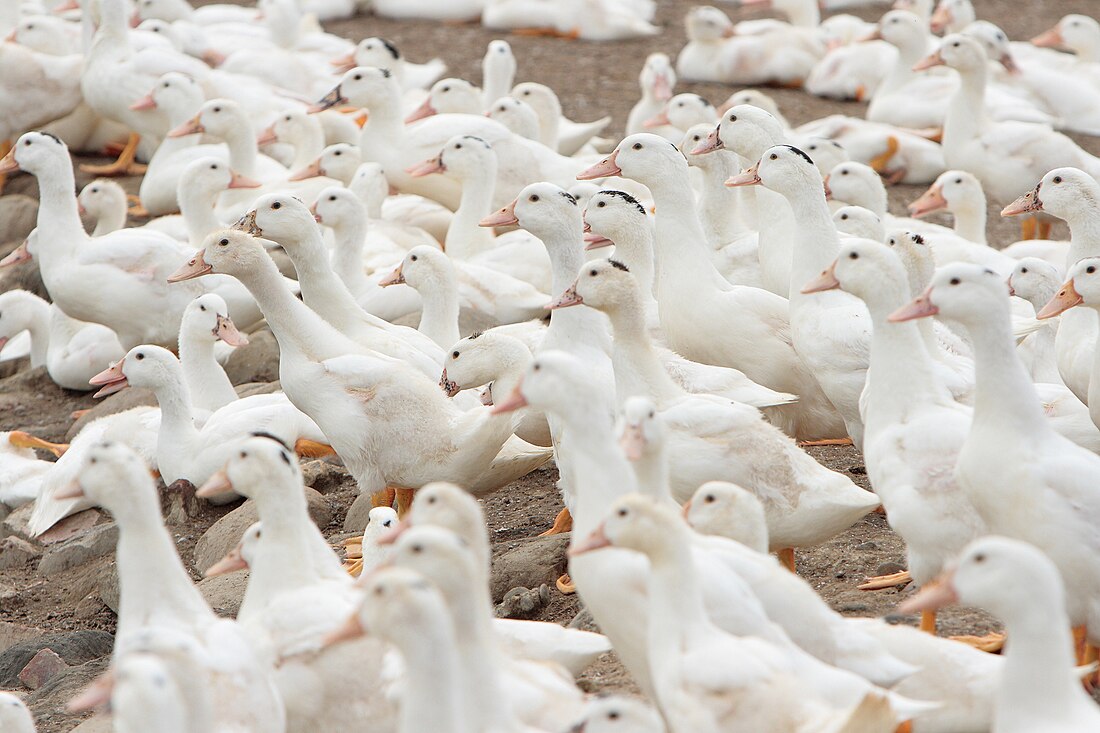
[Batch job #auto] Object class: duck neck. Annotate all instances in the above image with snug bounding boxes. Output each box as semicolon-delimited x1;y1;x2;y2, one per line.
395;622;464;733
600;221;656;296
644;169;732;293
604;302;683;406
447;165;499;259
114;493;213;637
561;405;639;538
288;126;325;171
33;161;84;252
358;99;404;167
90;0;131;58
785;1;820;28
1063;206;1100;264
694;152;744;248
150;365;201;462
92;203;126;237
785;189;841;302
962;307;1049;436
449;579;513;732
632;448;674;507
240;487;320;617
414;273;461;349
179;184;224;248
943;66;989;152
233;253;360;362
876;36;926;98
646;526;714;669
179;333;237;412
21;298;51;368
330;219;372;297
285;226;372;332
222;119;260;177
951;197;988;244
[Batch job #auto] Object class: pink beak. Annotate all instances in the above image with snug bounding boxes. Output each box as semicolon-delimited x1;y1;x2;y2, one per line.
584;232;613;250
0;241;31;267
129;93;158;111
619;424;646;461
330;52;357;73
195;468;234;498
576;149;622;181
256;125;278;146
897;571;958;615
377;519;410;546
489;382;528;415
913;49;946;72
378;265;405;287
800;260;842;294
479;199;519;228
228;170;262;189
404;97;437;124
167;250;213;282
643;110;672;129
888;287;939;322
89;359;129;398
1036;279;1083;319
406;155;446;178
288;159;324;182
568;523;612;557
725;163;762;188
546;283;582;310
215;314;248;347
652;73;672;103
909;184;948;217
691;127;723;155
168;115;204;138
204;544;249;576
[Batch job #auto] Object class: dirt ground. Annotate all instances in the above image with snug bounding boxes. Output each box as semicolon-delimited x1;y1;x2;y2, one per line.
3;0;1100;729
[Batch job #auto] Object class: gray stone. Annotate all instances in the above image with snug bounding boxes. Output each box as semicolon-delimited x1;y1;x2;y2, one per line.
70;715;113;733
0;621;44;655
301;459;349;493
1;503;35;542
96;565;119;615
0;631;113;688
18;648;69;690
66;389;158;442
224;329;280;385
38;509;102;546
235;380;281;398
192;489;332;573
489;534;569;602
496;585;551;620
0;536;40;569
37;523;118;575
342;493;374;533
0;195;39;243
873;562;908;578
197;571;250;618
27;657;110;730
568;607;601;634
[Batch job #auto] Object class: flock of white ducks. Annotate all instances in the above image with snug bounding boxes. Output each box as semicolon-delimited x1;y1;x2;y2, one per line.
1;0;1100;731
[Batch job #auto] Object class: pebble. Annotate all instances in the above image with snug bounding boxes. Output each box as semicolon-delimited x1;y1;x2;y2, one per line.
37;523;118;576
18;648;68;690
489;533;569;602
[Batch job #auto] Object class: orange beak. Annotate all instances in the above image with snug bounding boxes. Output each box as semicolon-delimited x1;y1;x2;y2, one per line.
1036;279;1083;319
89;359;128;398
909;184;949;217
479;199;519;227
888;286;938;322
576;149;621;181
800;260;842;294
168;250;213;282
1031;26;1064;49
0;146;20;175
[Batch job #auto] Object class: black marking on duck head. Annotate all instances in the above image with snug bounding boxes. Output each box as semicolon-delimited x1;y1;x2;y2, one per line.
600;190;646;216
560;191;577;206
609;259;630;272
781;145;815;167
250;431;291;452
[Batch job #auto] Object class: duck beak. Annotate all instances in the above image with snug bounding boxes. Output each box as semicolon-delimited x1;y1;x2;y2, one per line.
330;52;357;73
489;381;527;415
0;336;8;352
404;97;437;124
377;519;410;546
725;163;761;188
0;241;31;267
568;523;612;557
643;109;671;129
168;114;204;138
1031;26;1064;49
53;478;85;500
1006;275;1016;297
898;571;957;614
1037;280;1083;319
439;368;460;398
681;499;693;520
584;232;614;250
0;146;20;175
1001;188;1043;217
576;149;621;181
215;314;248;347
288;158;324;182
168;250;213;282
479;199;519;227
378;264;405;287
201;49;227;67
913;49;945;71
129;93;157;111
228;170;262;189
66;670;116;714
405;155;445;178
721;25;736;39
801;260;842;294
929;6;951;34
233;210;262;237
999;52;1020;75
195;468;234;498
619;423;646;461
653;73;672;102
858;27;883;42
309;200;323;223
888;286;938;322
52;0;80;13
321;613;366;648
204;545;248;577
310;85;347;113
909;184;948;217
691;127;723;155
546;283;582;310
256;124;278;146
89;359;128;398
822;174;833;200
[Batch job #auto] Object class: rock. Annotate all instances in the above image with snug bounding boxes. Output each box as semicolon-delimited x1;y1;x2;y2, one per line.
301;459;349;493
235;380;281;398
66;389;158;442
839;602;871;613
0;622;44;655
0;195;39;243
70;715;113;733
568;607;601;634
27;657;110;730
496;585;551;619
0;631;113;688
38;509;102;546
192;489;332;573
342;493;374;533
18;648;69;690
489;534;569;602
873;562;908;578
224;329;280;385
37;523;118;575
0;367;71;437
164;480;204;525
96;565;119;615
197;571;250;618
0;536;41;569
856;541;878;551
1;503;35;542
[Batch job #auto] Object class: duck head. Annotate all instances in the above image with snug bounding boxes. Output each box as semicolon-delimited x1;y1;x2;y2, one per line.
195;433;302;501
181;293;247;348
889;262;1009;325
582;190;648;250
684;481;770;553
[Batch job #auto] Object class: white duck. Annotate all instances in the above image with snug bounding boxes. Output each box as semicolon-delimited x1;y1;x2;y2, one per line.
481;39;515;109
329;36;447;93
510;81;612;157
1006;258;1067;385
568;697;665;733
0;693;34;733
176;293;247;413
626;52;677;140
903;536;1100;733
581;134;846;443
0;290;124;392
486;96;542;141
0;431;55;509
893;263;1100;649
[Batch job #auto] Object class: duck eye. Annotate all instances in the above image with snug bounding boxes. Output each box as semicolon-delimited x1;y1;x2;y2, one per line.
135;352;144;360
704;494;715;503
91;187;99;193
455;143;462;149
840;213;848;220
950;277;960;285
532;363;541;371
597;201;605;207
590;269;598;276
841;169;848;175
849;252;859;260
213;106;221;113
334;150;342;156
210;164;216;170
89;457;97;464
728;114;737;122
200;304;206;311
1053;176;1063;184
329;195;336;201
353;73;362;80
1089;266;1096;274
427;496;436;504
163;82;169;87
24;140;30;146
529;194;540;202
240;450;247;458
410;255;418;261
452;350;459;359
272;201;281;209
974;552;985;563
219;238;229;246
412;544;423;553
769;153;777;160
955;178;962;184
608;711;620;720
617;508;628;517
952;41;959;46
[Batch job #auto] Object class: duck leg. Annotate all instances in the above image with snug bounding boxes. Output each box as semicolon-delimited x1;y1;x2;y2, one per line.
79;132;147;177
539;507;573;536
126;194;150;219
8;430;68;458
858;569;911;590
798;437;854;446
776;547;796;573
949;632;1005;653
371;486;397;508
0;139;11;195
1020;216;1038;241
919;610;936;633
1037;219;1053;240
555;574;576;594
70;409;92;421
868;136;900;178
395;487;415;518
294;438;337;459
